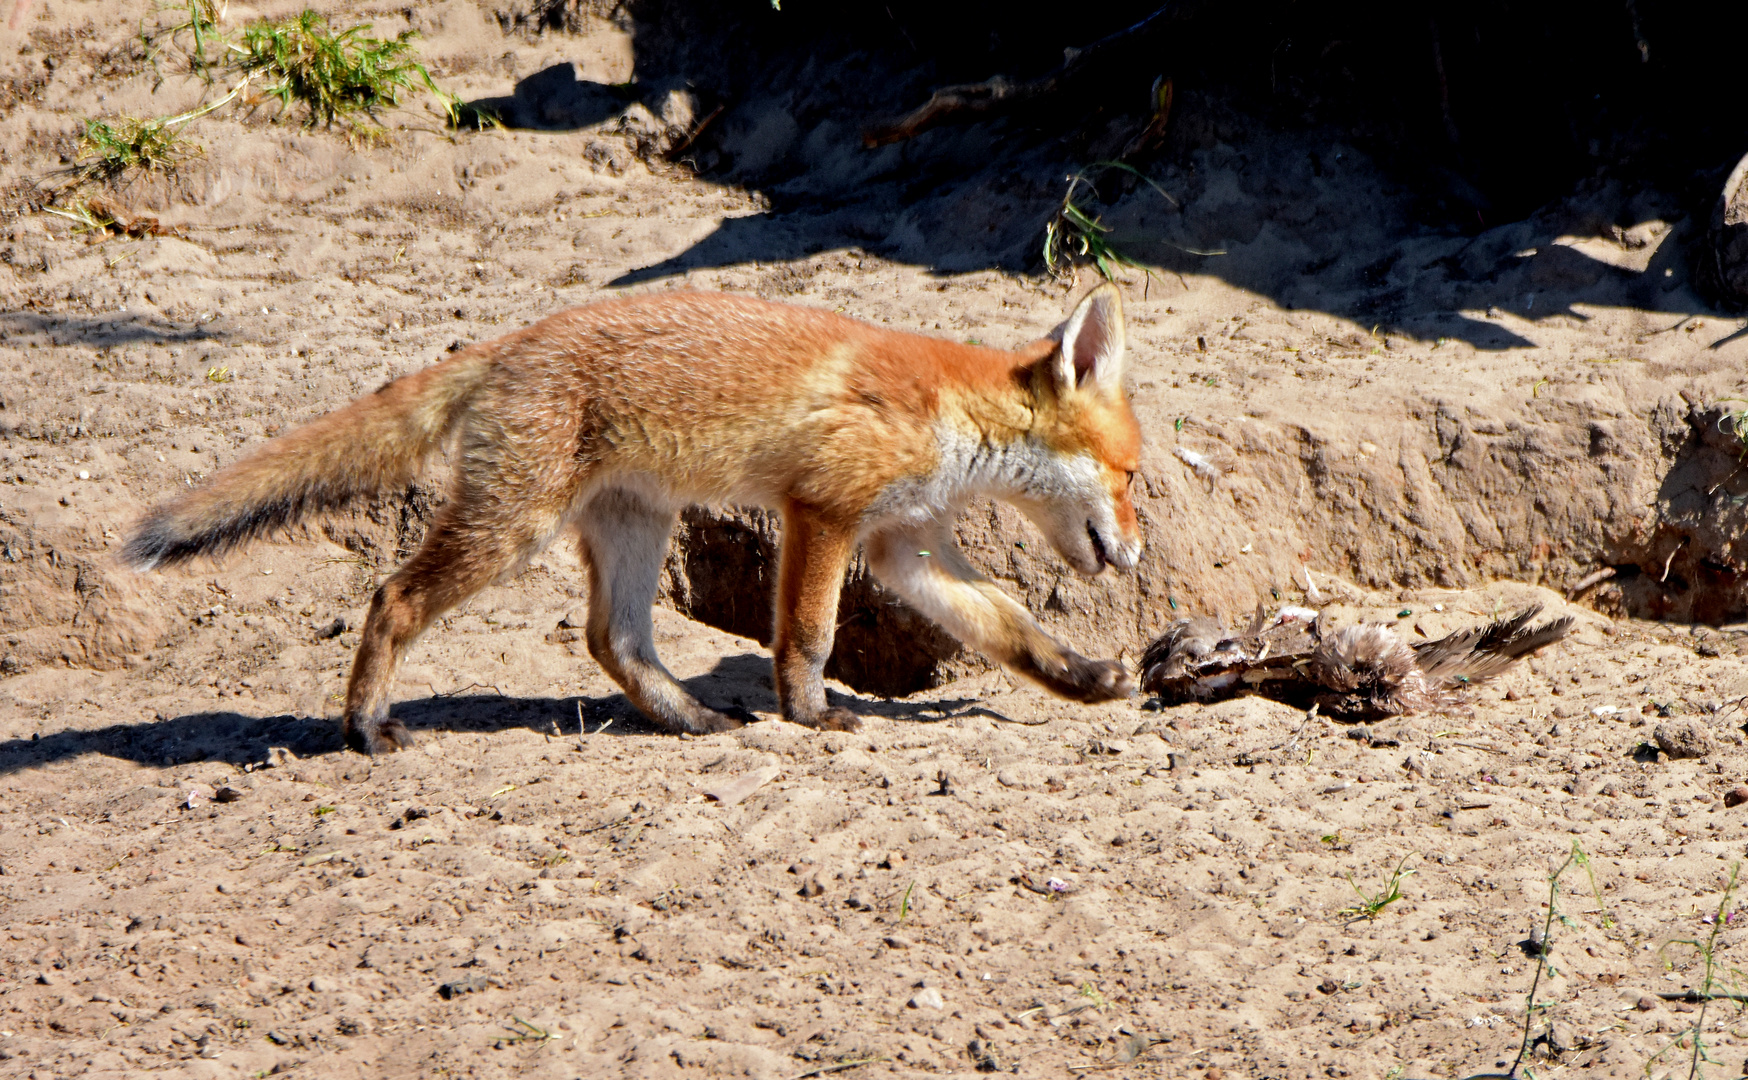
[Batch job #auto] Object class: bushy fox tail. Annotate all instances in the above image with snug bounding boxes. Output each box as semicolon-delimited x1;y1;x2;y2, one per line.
125;351;492;570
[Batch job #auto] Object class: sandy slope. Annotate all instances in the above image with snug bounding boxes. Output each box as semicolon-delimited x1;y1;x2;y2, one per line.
3;3;1748;1078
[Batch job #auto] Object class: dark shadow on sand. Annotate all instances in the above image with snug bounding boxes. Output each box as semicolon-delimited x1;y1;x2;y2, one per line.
461;62;632;132
0;653;1008;775
449;2;1747;350
1;311;222;348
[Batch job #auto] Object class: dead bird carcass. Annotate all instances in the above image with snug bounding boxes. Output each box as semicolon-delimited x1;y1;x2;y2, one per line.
1138;604;1573;721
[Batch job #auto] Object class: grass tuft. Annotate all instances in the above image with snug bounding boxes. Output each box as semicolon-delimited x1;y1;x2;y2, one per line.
1718;398;1748;456
142;0;231;83
1044;163;1160;285
1337;853;1416;921
234;11;457;130
1043;161;1215;290
75;115;200;184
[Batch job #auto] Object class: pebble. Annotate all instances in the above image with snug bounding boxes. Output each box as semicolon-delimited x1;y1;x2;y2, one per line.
76;469;89;480
883;935;914;950
908;987;945;1010
1637;995;1657;1011
1724;786;1748;809
309;976;341;993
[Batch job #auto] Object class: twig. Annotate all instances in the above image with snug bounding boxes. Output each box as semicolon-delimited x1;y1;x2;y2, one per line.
1448;742;1506;755
665;104;725;162
1658;990;1748;1003
576;813;640;835
793;1057;888;1079
1234;704;1320;765
1660;539;1688;583
435;681;503;698
1566;566;1615;599
862;2;1201;146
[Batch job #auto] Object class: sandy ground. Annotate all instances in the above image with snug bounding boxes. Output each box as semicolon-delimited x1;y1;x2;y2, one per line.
4;3;1748;1079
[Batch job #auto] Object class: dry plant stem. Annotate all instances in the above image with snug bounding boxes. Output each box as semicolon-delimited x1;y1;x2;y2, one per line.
1506;843;1593;1078
862;1;1209;146
1647;862;1742;1080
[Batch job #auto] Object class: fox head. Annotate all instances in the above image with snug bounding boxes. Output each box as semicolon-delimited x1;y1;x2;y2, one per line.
1014;282;1143;577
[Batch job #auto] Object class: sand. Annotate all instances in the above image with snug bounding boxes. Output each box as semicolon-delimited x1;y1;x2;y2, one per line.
3;3;1748;1078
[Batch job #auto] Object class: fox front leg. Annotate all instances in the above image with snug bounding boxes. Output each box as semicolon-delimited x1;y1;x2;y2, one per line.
865;523;1131;703
772;504;863;732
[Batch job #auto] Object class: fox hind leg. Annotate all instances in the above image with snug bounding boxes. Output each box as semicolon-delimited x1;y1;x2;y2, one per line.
576;490;745;734
345;507;562;754
865;522;1131;703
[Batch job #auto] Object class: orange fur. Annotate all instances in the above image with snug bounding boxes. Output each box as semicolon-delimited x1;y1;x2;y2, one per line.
127;286;1144;752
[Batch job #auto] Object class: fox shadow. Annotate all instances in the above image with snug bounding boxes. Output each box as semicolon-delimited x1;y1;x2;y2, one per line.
0;653;1000;775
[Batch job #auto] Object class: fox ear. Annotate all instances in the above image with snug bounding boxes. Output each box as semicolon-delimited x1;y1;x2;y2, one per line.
1051;282;1126;396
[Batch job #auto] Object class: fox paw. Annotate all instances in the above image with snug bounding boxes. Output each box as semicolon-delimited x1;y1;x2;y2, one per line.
696;705;754;733
345;716;415;755
1036;651;1134;703
806;706;863;733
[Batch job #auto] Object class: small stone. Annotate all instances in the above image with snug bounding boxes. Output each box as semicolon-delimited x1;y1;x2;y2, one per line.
35;971;56;986
1637;995;1658;1011
797;875;824;898
908;987;945;1010
883;935;914;950
309;976;340;993
212;785;244;803
1654;720;1714;759
1725;786;1748;808
438;974;492;999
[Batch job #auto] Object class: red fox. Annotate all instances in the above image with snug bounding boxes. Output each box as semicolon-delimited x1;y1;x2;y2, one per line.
126;285;1143;753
